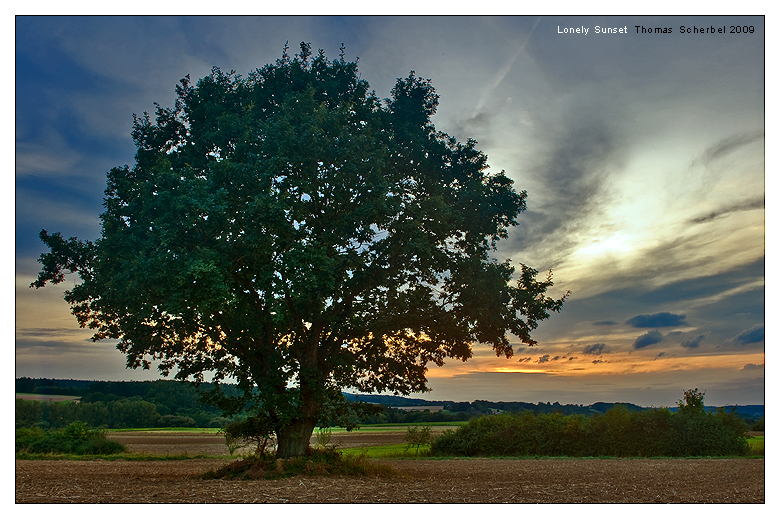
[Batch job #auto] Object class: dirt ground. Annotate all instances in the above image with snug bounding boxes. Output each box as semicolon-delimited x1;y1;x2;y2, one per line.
15;428;765;503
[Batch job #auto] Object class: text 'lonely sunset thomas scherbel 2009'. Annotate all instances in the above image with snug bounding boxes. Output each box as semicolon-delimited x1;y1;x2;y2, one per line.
558;24;758;35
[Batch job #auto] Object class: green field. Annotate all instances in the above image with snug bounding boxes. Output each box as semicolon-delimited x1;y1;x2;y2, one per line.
317;421;466;432
15;393;81;401
339;443;429;457
106;427;223;433
747;436;764;456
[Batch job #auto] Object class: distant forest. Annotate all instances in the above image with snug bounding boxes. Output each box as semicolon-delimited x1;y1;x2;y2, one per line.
15;377;764;430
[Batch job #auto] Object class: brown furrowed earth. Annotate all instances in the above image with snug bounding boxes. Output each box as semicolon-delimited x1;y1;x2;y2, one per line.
15;429;765;504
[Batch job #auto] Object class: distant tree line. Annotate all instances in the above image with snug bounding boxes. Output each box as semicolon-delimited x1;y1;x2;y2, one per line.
15;397;239;429
15;378;243;429
16;379;763;431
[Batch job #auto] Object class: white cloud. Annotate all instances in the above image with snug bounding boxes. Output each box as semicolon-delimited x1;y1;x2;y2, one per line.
15;140;81;177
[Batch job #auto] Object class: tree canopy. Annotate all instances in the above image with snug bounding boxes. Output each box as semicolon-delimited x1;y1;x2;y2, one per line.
32;42;568;457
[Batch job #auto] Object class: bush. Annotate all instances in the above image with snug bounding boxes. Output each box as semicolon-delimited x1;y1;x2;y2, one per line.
669;406;748;456
202;449;395;480
222;416;276;456
16;421;127;455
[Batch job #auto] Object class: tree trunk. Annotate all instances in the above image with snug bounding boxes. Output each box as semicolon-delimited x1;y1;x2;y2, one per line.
275;419;316;458
275;333;322;458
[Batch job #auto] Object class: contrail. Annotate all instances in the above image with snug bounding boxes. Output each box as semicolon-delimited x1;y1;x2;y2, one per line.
470;16;541;119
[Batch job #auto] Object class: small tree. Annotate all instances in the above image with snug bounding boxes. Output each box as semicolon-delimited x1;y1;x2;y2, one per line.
404;425;432;455
314;427;333;449
677;388;706;414
31;42;568;458
672;388;748;456
223;416;276;457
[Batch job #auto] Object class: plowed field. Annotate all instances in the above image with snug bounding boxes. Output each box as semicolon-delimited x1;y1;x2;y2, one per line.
15;429;765;503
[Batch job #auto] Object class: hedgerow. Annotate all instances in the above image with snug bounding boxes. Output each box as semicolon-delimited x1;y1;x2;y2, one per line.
15;421;127;455
430;390;748;458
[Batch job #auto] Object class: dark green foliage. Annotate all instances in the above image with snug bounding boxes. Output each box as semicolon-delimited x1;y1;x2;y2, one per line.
670;406;749;457
431;391;749;458
223;416;277;456
677;387;706;413
16;421;126;455
15;397;159;429
156;415;197;428
15;399;43;428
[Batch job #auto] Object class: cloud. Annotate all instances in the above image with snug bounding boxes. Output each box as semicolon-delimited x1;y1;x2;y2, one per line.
633;330;663;349
505;101;626;269
734;324;764;345
691;130;764;168
626;312;687;328
15;330;99;355
592;320;618;326
469;16;541;119
681;334;706;349
741;363;764;371
15;141;82;177
582;343;609;355
536;354;550;363
689;197;765;224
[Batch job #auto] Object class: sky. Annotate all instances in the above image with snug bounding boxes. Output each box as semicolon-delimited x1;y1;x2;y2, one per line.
14;14;767;408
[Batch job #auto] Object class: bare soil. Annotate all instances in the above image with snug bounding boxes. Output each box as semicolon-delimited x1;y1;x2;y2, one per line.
15;429;764;503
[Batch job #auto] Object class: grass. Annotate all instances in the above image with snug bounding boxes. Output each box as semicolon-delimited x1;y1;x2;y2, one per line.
15;393;81;400
746;436;764;456
338;443;425;458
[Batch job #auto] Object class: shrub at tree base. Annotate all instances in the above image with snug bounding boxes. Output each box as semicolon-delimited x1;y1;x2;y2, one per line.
202;449;395;480
431;399;749;458
15;421;127;455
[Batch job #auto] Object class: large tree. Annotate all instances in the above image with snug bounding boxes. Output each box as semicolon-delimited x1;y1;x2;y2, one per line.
32;43;568;457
